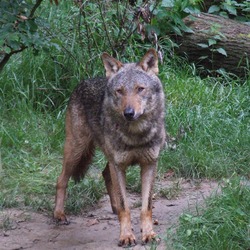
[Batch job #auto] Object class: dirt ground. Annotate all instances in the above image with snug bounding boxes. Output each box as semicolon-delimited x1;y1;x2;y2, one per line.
0;179;218;250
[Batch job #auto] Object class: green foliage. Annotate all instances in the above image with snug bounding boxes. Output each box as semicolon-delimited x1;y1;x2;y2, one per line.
158;59;250;179
126;166;141;193
168;177;250;249
1;0;138;72
0;0;59;71
197;27;228;68
208;0;250;22
65;177;105;214
158;181;182;199
148;0;201;37
0;0;203;67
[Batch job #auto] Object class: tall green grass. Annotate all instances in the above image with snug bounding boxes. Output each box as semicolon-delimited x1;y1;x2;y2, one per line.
158;61;250;179
167;177;250;249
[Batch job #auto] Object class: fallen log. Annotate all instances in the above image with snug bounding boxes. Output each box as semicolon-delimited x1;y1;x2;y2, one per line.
174;13;250;76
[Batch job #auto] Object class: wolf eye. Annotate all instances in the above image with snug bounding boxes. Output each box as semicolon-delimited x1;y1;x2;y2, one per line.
137;87;145;93
116;89;124;95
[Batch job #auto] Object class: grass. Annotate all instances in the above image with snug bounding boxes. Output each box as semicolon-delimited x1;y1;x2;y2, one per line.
158;65;250;179
167;177;250;249
158;180;182;200
0;1;249;248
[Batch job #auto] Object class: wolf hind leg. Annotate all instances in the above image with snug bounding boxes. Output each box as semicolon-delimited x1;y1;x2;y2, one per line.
54;110;95;223
54;139;95;223
102;162;117;214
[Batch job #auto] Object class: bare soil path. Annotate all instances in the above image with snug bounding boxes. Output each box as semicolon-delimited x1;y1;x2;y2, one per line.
0;179;218;250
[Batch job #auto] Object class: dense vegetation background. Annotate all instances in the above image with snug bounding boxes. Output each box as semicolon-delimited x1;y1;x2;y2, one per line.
0;1;249;249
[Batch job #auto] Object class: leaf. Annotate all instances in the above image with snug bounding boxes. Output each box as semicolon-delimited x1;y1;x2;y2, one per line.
216;48;227;56
50;38;63;50
27;20;38;33
1;23;14;33
155;9;168;19
8;33;19;42
146;24;160;37
3;46;11;54
199;55;208;60
181;25;194;34
219;11;229;18
187;229;192;236
213;35;222;41
161;0;174;8
216;68;226;75
181;213;193;222
223;3;237;16
9;40;20;50
183;6;200;15
208;39;217;46
208;5;220;14
197;43;208;48
172;26;182;36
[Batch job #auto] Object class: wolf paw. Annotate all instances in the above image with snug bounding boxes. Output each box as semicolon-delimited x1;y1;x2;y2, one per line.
118;233;136;247
53;211;69;225
141;231;160;245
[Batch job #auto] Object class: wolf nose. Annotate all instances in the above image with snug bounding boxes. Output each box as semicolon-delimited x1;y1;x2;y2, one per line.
123;107;135;121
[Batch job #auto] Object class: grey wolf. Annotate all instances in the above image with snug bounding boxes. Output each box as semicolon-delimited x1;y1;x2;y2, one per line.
54;48;166;247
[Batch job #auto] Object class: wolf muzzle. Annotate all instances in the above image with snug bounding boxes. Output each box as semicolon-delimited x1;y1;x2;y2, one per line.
123;107;135;121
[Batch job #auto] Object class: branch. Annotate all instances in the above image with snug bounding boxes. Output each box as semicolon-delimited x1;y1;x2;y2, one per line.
0;1;44;72
80;4;92;61
29;0;44;19
97;0;115;54
0;46;27;72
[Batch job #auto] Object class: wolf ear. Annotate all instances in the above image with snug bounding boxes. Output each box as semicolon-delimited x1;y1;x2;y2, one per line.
101;53;123;78
139;48;159;75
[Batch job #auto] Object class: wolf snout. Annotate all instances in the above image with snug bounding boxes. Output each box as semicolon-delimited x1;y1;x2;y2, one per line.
123;107;135;121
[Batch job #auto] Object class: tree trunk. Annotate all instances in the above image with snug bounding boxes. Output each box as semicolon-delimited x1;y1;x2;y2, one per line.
174;13;250;76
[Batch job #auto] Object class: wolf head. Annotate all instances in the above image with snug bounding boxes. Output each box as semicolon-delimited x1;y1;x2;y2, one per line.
102;49;164;125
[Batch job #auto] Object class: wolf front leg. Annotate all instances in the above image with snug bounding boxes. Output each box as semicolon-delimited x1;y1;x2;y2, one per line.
140;162;159;244
108;162;136;247
102;162;117;214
